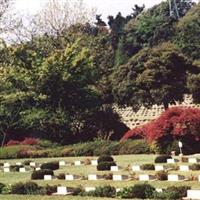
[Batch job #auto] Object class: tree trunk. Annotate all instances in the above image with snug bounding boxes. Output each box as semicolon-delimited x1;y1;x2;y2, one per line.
1;131;6;148
163;101;169;110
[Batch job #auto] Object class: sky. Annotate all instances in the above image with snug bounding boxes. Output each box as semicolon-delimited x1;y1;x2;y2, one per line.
13;0;167;20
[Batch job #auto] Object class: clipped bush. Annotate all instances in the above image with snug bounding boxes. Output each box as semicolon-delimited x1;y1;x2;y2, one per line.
97;161;116;171
44;184;57;195
0;183;6;194
190;163;200;171
155;155;172;163
141;164;155;170
11;182;39;195
23;160;33;165
156;170;168;181
119;139;151;154
154;186;190;199
97;155;114;163
57;173;65;180
31;169;54;180
118;184;155;199
84;185;116;197
10;165;24;172
40;162;59;170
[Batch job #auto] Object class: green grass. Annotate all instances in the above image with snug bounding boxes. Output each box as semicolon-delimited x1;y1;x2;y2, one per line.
1;154;200;199
0;195;114;200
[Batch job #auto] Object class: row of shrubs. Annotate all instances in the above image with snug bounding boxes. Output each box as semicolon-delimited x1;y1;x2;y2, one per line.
0;181;190;199
0;139;152;159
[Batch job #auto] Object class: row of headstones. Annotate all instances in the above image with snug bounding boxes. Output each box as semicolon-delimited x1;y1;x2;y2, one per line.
53;186;200;199
167;158;200;163
42;174;197;181
1;160;98;169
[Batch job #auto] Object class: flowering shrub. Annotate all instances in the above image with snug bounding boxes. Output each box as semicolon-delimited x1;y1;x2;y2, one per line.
121;107;200;154
6;140;20;146
21;138;39;146
6;138;38;146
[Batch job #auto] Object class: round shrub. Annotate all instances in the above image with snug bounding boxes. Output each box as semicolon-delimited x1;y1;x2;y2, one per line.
156;170;168;181
97;155;114;163
0;183;6;194
97;161;116;171
11;182;39;195
118;184;155;199
40;162;59;170
190;163;200;171
154;186;191;199
31;169;54;180
155;155;172;163
141;164;155;170
57;173;65;180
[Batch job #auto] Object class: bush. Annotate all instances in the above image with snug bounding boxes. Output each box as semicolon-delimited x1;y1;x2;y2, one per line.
98;155;114;163
84;185;116;197
155;155;172;163
97;161;116;171
190;163;200;170
23;160;33;165
57;173;65;180
6;140;20;146
11;182;40;195
0;183;6;194
156;171;168;181
154;186;190;199
119;139;152;154
40;162;59;170
21;138;39;146
44;185;57;195
10;165;24;172
118;184;155;199
31;169;54;180
141;164;155;170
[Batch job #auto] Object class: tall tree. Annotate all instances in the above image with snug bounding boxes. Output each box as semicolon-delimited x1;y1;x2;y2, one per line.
112;42;192;110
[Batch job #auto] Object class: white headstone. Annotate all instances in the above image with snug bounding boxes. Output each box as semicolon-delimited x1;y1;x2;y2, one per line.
88;174;97;180
111;166;119;171
186;190;200;199
155;165;164;171
19;168;26;172
3;168;10;172
65;175;74;181
57;186;68;195
113;175;122;181
132;165;141;171
59;161;65;166
91;160;98;166
167;159;176;164
85;187;95;192
35;167;41;171
16;162;22;166
139;174;150;181
198;175;200;182
168;174;182;181
74;161;81;166
116;188;122;193
44;175;52;180
156;188;163;193
188;158;198;163
179;165;190;171
4;163;10;167
30;162;36;167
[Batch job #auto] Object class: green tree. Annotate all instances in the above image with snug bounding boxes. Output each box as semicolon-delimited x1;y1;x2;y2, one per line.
112;42;192;110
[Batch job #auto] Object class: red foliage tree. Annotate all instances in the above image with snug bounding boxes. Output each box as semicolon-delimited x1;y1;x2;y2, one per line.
121;107;200;143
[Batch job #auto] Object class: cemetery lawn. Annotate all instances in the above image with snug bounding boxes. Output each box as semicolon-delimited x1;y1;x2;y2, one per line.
1;154;200;193
0;195;114;200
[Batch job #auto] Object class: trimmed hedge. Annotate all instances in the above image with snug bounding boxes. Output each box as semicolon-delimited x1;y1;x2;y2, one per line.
31;169;54;180
118;184;155;199
155;155;172;163
97;155;114;163
141;164;155;170
40;162;59;170
97;161;116;171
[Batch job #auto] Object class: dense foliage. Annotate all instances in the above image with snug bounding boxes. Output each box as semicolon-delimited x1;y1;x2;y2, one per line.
0;0;200;146
121;107;200;154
